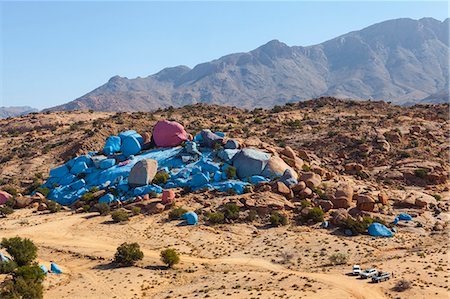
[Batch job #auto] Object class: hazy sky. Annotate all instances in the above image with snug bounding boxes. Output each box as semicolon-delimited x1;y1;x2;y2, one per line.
1;1;448;109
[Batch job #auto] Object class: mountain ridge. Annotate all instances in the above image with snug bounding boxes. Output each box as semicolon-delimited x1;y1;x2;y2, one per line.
47;17;449;112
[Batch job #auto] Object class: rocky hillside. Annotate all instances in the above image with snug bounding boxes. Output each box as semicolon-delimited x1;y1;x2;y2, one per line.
0;106;38;118
47;17;449;112
1;98;448;205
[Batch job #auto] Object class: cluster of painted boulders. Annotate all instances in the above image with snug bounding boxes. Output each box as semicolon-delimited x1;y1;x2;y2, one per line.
40;120;299;207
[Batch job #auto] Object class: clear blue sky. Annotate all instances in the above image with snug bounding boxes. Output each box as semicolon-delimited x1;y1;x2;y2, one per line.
1;1;448;109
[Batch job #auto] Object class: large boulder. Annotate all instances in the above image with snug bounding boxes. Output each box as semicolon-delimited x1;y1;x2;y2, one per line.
15;195;33;208
316;199;333;212
261;155;297;180
0;191;12;205
152;120;189;147
200;129;224;148
332;184;353;209
128;159;158;187
355;194;376;212
280;146;297;160
299;172;321;189
378;192;389;205
103;136;121;155
232;149;271;178
121;136;142;157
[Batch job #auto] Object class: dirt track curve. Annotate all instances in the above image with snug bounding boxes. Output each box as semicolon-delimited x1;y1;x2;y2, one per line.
2;213;386;299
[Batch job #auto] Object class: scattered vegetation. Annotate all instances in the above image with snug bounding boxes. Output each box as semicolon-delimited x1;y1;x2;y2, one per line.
270;211;288;227
207;212;225;224
94;203;110;216
45;200;61;213
131;207;141;215
111;209;129;223
225;166;237;179
1;237;38;266
168;207;188;220
153;171;170;185
0;206;15;217
160;248;180;268
338;216;384;235
0;238;44;299
223;203;240;220
300;207;324;223
328;252;349;265
393;279;412;292
114;242;144;266
414;168;429;178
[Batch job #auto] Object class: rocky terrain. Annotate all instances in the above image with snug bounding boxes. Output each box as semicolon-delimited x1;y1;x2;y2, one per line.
47;17;449;112
0;97;448;298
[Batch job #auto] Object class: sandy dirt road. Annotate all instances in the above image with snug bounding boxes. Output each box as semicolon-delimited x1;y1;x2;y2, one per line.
1;212;386;299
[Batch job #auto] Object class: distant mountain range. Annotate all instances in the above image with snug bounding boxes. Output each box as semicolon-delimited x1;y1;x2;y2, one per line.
48;17;449;112
0;106;38;118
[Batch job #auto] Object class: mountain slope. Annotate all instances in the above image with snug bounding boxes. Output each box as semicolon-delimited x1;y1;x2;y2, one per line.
0;106;38;118
48;17;449;112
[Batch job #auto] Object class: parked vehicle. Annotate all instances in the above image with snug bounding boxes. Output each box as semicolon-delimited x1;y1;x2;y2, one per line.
360;268;378;279
372;272;391;283
352;265;362;275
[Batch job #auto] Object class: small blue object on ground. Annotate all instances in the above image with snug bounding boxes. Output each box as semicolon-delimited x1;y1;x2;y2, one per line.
182;212;198;225
40;265;48;275
51;262;63;274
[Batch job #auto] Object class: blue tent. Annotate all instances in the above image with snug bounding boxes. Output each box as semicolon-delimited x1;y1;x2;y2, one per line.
398;213;413;221
368;222;393;237
51;262;63;274
182;212;198;225
0;252;10;262
40;265;48;275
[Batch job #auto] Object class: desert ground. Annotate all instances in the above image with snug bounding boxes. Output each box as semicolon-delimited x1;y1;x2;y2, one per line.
1;203;448;299
0;98;449;298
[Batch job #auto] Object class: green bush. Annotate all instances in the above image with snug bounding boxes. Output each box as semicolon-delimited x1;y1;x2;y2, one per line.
94;203;110;216
223;203;240;220
254;118;263;124
14;264;45;282
2;187;18;196
160;248;180;268
35;187;50;197
82;205;91;212
270;211;288;227
393;279;412;292
0;259;18;274
1;237;37;266
153;171;170;185
131;207;141;216
300;200;312;208
0;206;15;216
246;210;258;222
208;212;225;224
329;252;349;265
168;207;188;220
81;192;95;202
338;216;383;235
46;200;61;213
303;207;324;223
111;209;129;223
5;198;16;208
225;166;237;179
432;194;442;201
414;168;429;178
114;242;144;266
1;276;44;299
